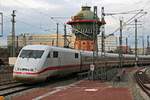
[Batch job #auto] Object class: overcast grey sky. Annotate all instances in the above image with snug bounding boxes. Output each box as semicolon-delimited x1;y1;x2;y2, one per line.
0;0;150;47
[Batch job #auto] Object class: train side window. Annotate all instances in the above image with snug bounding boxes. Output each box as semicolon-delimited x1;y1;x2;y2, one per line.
75;53;79;58
47;52;50;58
53;51;58;58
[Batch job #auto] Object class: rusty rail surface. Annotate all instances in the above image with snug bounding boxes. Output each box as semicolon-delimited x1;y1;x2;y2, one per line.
134;70;150;97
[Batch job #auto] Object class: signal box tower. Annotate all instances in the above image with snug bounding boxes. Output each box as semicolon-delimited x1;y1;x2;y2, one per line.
67;6;105;51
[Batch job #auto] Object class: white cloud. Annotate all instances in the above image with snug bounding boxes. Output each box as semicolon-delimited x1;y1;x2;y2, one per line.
1;0;61;11
102;0;135;4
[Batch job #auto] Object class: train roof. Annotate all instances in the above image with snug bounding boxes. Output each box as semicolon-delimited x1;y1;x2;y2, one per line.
138;55;150;58
22;45;80;53
50;46;81;53
22;45;50;50
22;45;150;58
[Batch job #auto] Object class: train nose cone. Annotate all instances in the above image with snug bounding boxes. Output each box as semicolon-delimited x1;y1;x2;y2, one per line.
13;73;45;83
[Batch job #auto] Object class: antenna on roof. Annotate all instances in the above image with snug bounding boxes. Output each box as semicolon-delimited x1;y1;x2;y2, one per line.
81;0;88;6
85;2;88;6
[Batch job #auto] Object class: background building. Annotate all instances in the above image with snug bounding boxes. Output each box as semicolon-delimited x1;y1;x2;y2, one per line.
7;33;121;53
146;47;150;55
131;48;147;55
7;33;76;49
97;35;118;52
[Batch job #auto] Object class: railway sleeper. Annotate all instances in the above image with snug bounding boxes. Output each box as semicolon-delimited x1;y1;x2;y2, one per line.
77;71;89;80
113;69;126;81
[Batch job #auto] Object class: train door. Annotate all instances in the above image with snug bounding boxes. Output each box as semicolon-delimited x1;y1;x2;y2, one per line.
44;51;51;67
52;50;59;67
80;52;83;72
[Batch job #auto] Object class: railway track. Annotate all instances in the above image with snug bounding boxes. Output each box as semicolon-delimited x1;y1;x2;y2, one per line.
0;73;78;97
0;64;14;85
134;69;150;97
0;80;18;86
0;82;33;96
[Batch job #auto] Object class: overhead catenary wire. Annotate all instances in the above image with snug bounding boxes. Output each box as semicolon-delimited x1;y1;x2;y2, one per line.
17;20;48;31
15;0;71;28
15;0;50;17
2;13;49;33
105;9;145;16
110;9;147;35
15;0;58;30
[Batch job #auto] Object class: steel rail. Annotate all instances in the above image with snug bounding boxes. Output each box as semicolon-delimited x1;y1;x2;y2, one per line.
134;70;150;97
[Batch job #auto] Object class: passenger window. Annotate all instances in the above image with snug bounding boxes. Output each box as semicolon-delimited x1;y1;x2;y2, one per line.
47;52;50;58
75;53;79;58
53;51;58;58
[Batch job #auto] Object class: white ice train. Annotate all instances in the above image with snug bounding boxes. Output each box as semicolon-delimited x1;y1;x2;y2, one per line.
13;45;150;83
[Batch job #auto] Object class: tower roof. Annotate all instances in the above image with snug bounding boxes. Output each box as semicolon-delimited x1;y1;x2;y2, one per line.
67;6;105;25
73;6;98;20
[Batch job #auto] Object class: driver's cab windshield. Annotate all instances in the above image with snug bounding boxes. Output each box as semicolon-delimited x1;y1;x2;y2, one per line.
19;50;44;58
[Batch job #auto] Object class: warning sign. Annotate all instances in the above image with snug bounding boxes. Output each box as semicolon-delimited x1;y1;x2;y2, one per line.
90;64;95;71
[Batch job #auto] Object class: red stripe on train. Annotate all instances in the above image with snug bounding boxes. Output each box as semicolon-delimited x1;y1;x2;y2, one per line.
13;64;89;75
